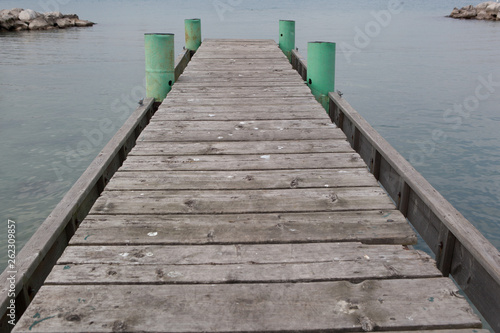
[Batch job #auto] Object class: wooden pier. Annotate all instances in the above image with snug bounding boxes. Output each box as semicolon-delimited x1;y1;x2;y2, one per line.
6;39;497;332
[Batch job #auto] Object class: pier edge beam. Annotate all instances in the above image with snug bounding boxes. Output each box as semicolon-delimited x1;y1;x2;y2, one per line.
145;33;175;102
307;41;336;111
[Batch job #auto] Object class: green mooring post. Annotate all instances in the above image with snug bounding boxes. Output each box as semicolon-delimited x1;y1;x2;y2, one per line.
307;41;336;111
279;20;295;61
144;33;175;102
185;18;202;51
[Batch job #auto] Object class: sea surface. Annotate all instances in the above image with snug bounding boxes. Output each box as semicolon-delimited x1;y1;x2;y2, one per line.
1;0;499;280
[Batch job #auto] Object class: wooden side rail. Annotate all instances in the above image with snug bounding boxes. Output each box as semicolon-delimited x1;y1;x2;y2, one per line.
292;46;499;331
0;49;194;331
329;92;500;331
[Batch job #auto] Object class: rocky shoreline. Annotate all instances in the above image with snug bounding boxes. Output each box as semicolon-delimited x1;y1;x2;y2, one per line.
0;8;94;31
449;1;500;20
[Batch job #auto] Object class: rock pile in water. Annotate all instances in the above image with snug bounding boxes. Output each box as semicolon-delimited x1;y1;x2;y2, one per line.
449;1;500;20
0;8;94;31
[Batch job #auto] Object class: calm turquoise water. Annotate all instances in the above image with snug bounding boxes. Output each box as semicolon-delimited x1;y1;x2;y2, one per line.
1;0;499;275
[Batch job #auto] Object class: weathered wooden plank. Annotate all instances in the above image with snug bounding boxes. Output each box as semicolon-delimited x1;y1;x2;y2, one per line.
167;91;312;98
138;128;346;142
174;80;306;87
111;166;373;186
57;243;427;265
46;248;439;284
119;153;365;171
188;58;291;65
70;210;416;246
90;187;396;215
154;104;325;115
45;260;440;285
151;111;328;121
203;38;277;43
170;85;312;94
176;73;304;83
193;53;287;59
161;96;319;106
185;65;292;72
129;140;352;155
181;68;299;76
13;279;481;332
107;169;373;190
145;119;338;131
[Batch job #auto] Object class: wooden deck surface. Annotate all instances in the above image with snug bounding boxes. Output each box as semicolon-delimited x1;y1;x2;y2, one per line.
13;39;486;332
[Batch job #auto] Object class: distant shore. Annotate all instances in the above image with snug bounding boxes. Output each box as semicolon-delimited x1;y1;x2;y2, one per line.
449;1;500;20
0;8;94;31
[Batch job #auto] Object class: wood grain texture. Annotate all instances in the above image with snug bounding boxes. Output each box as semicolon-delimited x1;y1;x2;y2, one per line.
46;243;437;284
119;153;365;171
46;259;440;285
14;279;481;333
56;243;427;265
154;104;326;115
89;187;396;215
129;140;351;155
70;211;416;246
145;119;338;130
137;127;345;142
106;169;375;190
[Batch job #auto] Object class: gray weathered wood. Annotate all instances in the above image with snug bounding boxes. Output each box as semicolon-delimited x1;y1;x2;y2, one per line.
329;91;500;331
13;279;481;332
129;140;353;155
154;104;325;115
119;153;366;171
45;258;440;284
56;243;429;265
145;119;338;131
70;210;416;246
107;169;374;190
137;128;345;142
151;111;328;121
46;243;436;284
160;96;319;106
89;187;396;215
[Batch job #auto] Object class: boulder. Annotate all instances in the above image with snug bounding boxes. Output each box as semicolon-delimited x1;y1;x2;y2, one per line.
55;17;74;28
457;8;477;18
74;19;94;27
476;10;491;19
9;8;24;19
28;17;50;30
44;11;63;20
0;12;16;30
63;14;79;19
14;20;28;31
476;1;496;10
19;9;39;22
486;2;500;12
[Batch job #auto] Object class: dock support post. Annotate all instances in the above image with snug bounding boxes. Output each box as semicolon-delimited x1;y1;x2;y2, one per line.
185;18;202;51
145;33;175;102
279;20;295;62
307;41;336;111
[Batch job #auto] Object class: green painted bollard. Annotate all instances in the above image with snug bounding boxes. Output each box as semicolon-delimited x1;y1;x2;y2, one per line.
279;20;295;62
145;33;175;102
307;41;336;111
185;18;202;51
